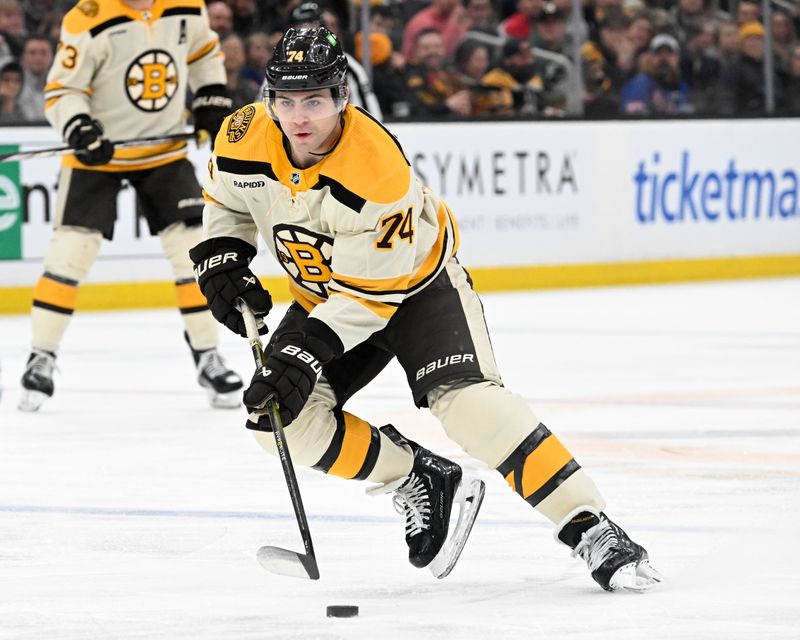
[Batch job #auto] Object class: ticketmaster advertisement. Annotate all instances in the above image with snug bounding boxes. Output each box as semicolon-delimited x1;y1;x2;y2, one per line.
0;119;798;289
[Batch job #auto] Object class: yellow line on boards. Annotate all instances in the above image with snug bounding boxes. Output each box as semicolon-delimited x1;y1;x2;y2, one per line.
1;255;799;315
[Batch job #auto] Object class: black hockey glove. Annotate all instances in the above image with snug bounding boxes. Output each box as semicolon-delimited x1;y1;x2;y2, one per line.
63;114;114;166
244;322;342;426
189;236;272;337
191;84;233;147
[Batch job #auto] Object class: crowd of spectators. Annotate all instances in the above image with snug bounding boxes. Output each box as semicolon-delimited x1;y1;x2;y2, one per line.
1;0;799;124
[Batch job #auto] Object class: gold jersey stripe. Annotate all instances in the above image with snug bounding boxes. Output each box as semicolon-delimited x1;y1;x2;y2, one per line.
201;190;224;206
187;38;219;64
33;275;78;310
515;435;574;499
408;201;452;289
332;290;398;320
327;413;374;479
288;279;325;313
330;271;411;294
62;150;188;172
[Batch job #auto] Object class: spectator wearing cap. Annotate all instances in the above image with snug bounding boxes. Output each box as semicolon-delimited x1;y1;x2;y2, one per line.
533;1;571;53
481;37;564;115
620;33;693;114
356;28;409;118
0;58;24;122
262;1;384;118
501;0;542;41
406;28;472;117
402;0;469;62
718;21;786;114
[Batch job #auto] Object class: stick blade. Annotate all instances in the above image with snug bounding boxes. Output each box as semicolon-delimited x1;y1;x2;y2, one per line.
256;545;320;580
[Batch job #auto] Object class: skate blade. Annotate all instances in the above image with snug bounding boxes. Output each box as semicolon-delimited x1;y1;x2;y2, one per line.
610;560;664;592
18;390;49;412
205;389;241;409
429;477;486;579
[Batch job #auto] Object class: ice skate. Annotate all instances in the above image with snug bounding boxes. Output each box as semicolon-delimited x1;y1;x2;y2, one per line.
18;349;57;412
368;427;485;579
556;506;663;592
186;334;243;409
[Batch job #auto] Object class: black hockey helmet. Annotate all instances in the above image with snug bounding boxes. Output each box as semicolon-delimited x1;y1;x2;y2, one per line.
265;27;348;102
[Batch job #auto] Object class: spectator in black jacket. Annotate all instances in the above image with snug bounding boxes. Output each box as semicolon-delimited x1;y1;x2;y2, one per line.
719;21;785;115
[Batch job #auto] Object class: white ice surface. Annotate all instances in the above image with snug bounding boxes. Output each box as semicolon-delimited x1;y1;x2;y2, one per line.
1;278;798;639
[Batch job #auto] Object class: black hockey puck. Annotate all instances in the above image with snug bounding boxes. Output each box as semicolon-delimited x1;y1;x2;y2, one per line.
326;605;359;618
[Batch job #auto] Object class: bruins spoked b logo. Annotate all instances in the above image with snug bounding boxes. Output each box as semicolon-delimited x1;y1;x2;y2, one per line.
125;50;178;112
273;224;333;299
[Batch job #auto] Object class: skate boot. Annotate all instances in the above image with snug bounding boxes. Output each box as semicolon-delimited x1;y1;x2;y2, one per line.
367;426;485;579
186;334;243;409
18;349;57;412
556;506;663;592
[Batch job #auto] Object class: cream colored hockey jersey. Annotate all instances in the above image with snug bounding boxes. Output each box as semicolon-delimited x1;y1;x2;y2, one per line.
45;0;225;172
203;103;460;353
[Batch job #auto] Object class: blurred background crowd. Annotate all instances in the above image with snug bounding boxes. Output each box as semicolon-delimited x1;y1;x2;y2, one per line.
1;0;799;124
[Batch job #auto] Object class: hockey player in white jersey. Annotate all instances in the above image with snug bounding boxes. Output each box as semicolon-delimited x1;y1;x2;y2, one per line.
190;27;663;589
19;0;244;411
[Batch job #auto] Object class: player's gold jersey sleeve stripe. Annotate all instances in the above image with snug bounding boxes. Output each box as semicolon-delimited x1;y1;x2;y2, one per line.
62;150;187;172
331;291;398;320
187;38;218;64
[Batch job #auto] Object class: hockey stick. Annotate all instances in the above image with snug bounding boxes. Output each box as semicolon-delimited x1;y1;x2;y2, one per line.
0;131;206;163
236;299;321;581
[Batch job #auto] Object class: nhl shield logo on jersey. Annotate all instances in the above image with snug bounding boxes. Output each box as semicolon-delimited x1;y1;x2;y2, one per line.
273;224;333;299
227;105;256;143
290;172;301;185
125;50;178;112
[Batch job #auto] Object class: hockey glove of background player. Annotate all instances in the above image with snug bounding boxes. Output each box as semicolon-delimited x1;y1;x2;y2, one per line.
191;84;233;148
190;236;272;337
244;321;343;425
63;114;114;166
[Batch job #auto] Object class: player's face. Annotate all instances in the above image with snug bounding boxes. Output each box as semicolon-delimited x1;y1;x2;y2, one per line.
272;89;344;156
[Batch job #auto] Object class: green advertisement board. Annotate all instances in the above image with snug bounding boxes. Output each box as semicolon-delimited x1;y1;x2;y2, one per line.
0;145;22;260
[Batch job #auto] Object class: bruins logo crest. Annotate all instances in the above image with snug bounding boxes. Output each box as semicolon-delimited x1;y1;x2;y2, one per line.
78;0;99;17
125;49;178;112
273;224;333;299
227;105;256;143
